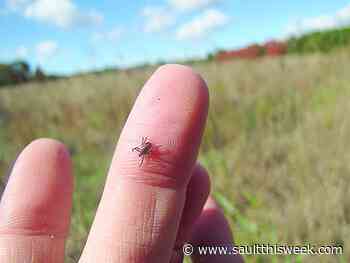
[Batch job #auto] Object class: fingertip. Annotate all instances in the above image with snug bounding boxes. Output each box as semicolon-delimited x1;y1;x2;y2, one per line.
9;137;73;186
0;138;73;236
156;64;206;84
188;164;211;201
27;138;71;158
156;64;207;86
11;138;73;190
191;196;233;245
190;196;244;263
155;64;209;111
146;64;209;125
16;138;71;167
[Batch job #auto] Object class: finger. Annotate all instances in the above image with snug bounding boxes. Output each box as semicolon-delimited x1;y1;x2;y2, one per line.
190;197;244;263
0;139;73;263
171;164;211;263
177;164;211;244
80;64;209;262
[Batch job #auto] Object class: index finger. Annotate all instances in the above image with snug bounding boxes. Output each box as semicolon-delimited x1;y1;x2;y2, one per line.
79;64;209;262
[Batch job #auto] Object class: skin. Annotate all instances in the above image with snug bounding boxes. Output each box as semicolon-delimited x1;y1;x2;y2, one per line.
0;64;244;262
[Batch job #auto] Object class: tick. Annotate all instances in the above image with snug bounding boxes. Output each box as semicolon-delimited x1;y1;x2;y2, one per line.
132;136;153;166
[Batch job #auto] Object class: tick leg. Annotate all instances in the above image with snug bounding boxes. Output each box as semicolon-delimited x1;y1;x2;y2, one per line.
132;147;141;152
139;156;144;167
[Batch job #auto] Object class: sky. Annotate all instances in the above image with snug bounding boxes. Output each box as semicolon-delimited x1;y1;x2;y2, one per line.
1;0;350;75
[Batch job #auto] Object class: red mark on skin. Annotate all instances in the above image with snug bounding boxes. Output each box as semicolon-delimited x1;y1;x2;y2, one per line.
141;142;172;166
149;144;161;159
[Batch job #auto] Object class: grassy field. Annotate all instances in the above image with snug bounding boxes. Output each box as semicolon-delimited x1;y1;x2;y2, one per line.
0;50;350;262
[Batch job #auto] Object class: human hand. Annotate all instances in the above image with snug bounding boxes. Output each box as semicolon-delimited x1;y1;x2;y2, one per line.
0;65;243;262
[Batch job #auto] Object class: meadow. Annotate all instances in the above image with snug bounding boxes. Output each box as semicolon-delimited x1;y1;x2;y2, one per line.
0;49;349;262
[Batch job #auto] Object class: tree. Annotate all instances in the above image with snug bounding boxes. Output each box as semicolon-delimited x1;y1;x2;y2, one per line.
34;66;46;81
10;61;30;82
0;61;31;87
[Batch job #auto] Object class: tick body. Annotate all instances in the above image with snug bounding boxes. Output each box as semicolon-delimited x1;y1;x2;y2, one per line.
132;136;153;166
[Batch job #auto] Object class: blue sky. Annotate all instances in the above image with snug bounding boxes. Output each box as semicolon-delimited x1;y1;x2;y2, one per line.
1;0;350;75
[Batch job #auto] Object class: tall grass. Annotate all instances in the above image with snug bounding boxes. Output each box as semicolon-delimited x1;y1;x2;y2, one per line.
1;50;350;262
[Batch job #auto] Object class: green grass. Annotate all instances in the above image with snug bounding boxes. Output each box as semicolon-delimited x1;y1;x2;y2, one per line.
1;50;350;262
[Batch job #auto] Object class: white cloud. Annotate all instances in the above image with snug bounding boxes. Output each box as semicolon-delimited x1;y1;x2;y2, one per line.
15;46;29;58
7;0;103;29
140;0;221;34
337;5;350;20
141;6;175;33
287;4;350;35
36;41;58;61
176;9;229;40
169;0;220;12
92;27;123;42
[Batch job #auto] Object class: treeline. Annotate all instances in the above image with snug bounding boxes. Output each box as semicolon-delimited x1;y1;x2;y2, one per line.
0;61;59;88
214;25;350;61
287;27;350;54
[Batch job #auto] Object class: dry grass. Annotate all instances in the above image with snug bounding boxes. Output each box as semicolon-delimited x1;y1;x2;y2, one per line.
1;51;350;262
